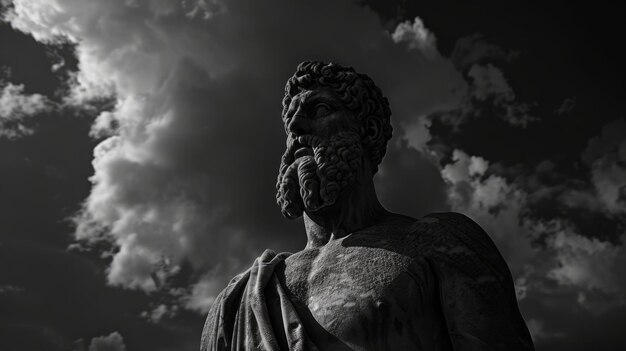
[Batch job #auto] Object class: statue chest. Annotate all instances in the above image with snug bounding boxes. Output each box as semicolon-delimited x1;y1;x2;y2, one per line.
279;236;450;350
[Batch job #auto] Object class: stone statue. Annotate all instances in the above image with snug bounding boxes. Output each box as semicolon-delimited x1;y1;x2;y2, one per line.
201;61;534;350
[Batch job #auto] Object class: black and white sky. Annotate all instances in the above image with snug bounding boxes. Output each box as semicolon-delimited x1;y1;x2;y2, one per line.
1;0;625;350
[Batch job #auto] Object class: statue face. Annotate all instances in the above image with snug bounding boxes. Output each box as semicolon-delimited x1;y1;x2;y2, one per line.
276;89;365;219
283;89;356;139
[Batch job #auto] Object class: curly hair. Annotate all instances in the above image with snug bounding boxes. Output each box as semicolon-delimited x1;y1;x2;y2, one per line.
281;61;393;174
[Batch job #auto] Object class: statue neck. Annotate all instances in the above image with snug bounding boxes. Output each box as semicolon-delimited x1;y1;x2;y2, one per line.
303;163;389;249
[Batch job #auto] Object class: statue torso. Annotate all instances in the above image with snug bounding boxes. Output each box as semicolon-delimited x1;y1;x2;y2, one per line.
202;213;533;351
275;217;454;350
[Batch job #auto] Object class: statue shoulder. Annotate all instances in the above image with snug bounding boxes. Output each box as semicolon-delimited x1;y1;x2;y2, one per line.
407;212;535;350
405;212;510;278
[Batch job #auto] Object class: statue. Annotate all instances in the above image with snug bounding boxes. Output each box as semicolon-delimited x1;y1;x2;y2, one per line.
201;61;534;350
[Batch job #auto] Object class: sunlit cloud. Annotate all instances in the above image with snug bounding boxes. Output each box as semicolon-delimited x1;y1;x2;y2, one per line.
0;81;50;138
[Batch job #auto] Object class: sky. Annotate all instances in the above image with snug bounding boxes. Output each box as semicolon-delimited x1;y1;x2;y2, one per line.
0;0;625;350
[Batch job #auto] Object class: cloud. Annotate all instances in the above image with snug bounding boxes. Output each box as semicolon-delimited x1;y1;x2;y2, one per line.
184;273;224;313
591;156;626;216
391;17;439;60
469;64;514;101
579;118;626;216
466;63;536;127
440;147;626;313
526;318;563;341
88;332;126;351
140;303;178;323
527;118;626;220
6;0;467;313
441;149;539;278
554;97;576;114
0;284;25;293
400;115;432;152
450;33;519;70
0;81;50;138
424;56;536;129
425;35;535;129
581;117;626;166
548;228;626;294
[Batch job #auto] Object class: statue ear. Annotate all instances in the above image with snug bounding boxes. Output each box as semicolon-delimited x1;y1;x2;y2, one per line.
364;117;382;144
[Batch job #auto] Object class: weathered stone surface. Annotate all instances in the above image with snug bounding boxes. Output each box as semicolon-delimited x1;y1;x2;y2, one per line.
201;61;534;350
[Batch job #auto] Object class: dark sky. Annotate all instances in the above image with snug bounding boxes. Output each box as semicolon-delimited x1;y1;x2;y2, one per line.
1;1;625;350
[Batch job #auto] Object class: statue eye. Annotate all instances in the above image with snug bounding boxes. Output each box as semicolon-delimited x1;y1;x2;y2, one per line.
315;103;332;116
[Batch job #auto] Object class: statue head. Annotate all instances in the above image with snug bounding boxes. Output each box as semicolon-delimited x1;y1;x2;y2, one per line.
276;61;392;219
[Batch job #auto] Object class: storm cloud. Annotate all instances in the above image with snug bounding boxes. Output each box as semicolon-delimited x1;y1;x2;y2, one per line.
6;0;467;312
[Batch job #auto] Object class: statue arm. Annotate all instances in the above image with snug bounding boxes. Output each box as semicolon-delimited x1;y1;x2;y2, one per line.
424;212;534;351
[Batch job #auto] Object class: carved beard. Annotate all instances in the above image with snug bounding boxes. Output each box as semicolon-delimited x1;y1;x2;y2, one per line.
276;131;363;219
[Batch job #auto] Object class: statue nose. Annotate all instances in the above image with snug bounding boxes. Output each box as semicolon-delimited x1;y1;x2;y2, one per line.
287;112;309;136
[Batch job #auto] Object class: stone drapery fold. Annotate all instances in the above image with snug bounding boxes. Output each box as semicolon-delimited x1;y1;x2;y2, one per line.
201;249;318;351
